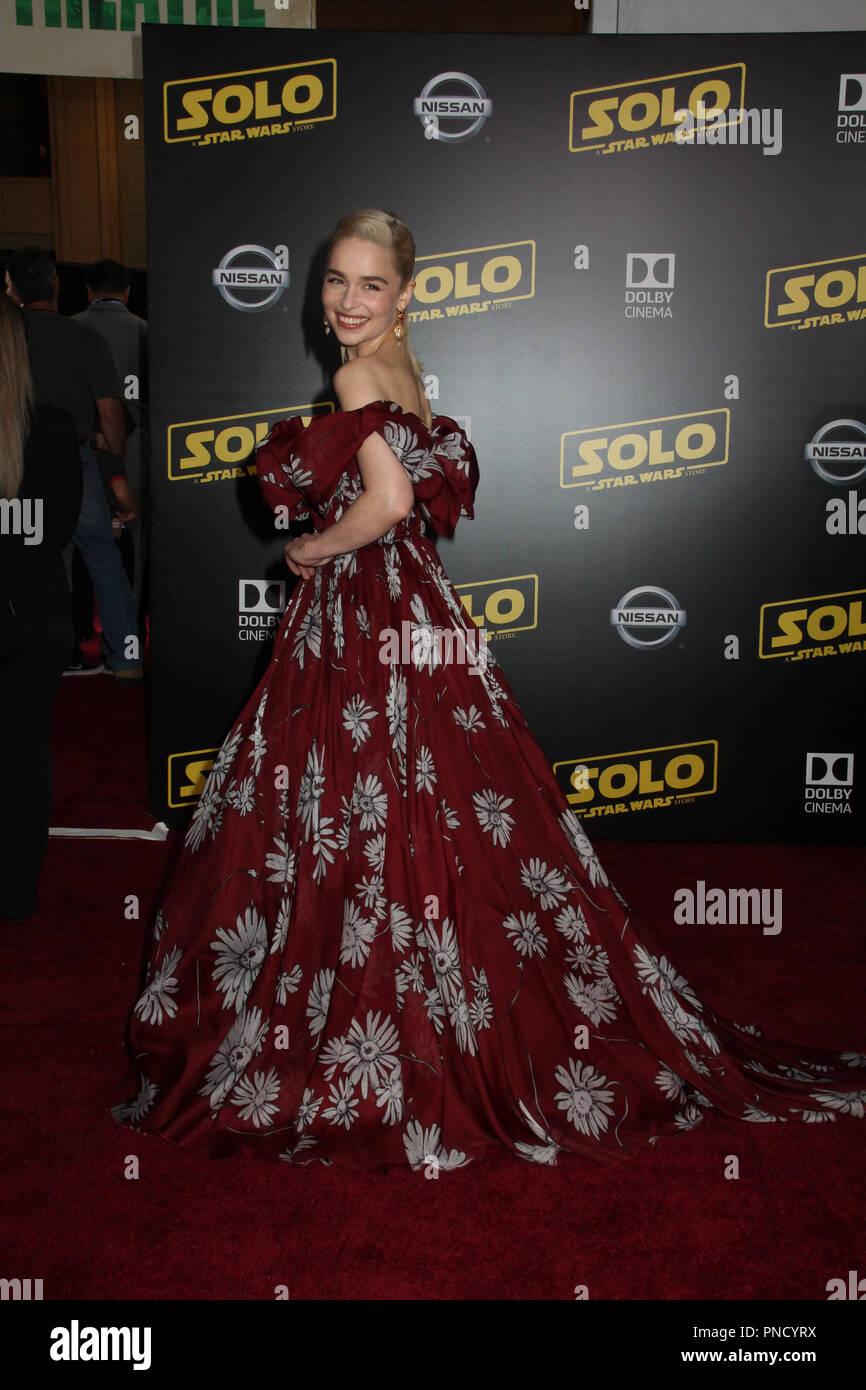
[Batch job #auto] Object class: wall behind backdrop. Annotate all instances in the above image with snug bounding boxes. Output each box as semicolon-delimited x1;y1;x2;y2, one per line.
143;25;865;842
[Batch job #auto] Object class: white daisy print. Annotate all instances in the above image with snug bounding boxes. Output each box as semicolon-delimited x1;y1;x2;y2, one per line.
269;895;292;956
226;776;257;816
353;772;388;831
200;1006;267;1111
276;964;302;1005
207;727;244;795
111;1076;158;1125
134;946;182;1026
342;695;377;751
375;1064;404;1125
340;899;376;968
363;833;387;873
473;788;515;847
389;902;414;954
292;604;322;668
563;972;619;1026
247;691;269;776
448;988;478;1055
424;917;463;1001
322;1076;359;1130
386;669;407;768
655;1066;688;1103
402;1119;468;1173
265;834;296;887
296;1087;323;1132
453;705;485;733
559;809;609;887
342;1011;401;1098
298;741;326;839
555;903;590;943
231;1067;281;1128
414;746;437;794
634;944;702;1011
520;858;572;911
211;905;268;1012
502;910;548;959
810;1089;866;1118
307;968;334;1036
553;1058;617;1141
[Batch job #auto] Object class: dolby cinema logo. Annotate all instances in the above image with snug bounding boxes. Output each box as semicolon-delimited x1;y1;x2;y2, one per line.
805;418;866;484
625;252;675;319
212;244;290;312
804;752;854;816
413;71;492;143
611;585;686;649
238;579;286;641
837;74;866;145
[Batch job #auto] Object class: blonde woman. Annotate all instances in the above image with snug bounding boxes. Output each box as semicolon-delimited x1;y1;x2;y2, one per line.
0;293;82;920
115;211;866;1171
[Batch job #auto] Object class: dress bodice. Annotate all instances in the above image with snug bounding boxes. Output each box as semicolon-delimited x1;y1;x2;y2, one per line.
256;399;479;539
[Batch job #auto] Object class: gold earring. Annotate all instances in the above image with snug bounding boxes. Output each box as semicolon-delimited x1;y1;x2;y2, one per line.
322;315;331;336
393;306;406;341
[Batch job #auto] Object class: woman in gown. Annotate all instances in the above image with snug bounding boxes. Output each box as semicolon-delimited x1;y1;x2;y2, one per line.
113;210;866;1172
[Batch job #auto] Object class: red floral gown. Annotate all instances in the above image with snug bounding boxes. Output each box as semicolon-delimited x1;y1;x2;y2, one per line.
113;401;866;1171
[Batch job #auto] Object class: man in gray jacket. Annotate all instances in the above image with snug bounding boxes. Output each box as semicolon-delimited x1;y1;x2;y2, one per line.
5;247;142;682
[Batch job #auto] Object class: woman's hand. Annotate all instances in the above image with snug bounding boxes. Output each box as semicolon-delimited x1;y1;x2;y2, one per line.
284;533;329;581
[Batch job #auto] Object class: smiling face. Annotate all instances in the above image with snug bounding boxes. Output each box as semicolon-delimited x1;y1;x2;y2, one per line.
322;236;413;357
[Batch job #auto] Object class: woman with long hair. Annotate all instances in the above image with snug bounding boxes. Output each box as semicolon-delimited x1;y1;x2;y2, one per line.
114;211;865;1169
0;292;82;920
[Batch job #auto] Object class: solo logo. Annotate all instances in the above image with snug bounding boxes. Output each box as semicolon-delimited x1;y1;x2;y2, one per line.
413;72;492;143
167;402;333;484
408;240;535;322
611;585;685;649
765;252;866;329
163;59;337;145
805;418;866;485
569;63;745;154
759;588;866;660
455;574;538;639
554;739;718;818
238;579;286;642
167;749;220;808
213;245;289;312
561;408;729;491
837;74;866;145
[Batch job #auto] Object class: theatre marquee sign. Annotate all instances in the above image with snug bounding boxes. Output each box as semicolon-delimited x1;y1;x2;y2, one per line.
4;1;311;79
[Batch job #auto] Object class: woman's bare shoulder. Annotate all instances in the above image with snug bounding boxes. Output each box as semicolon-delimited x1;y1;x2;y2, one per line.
333;357;387;410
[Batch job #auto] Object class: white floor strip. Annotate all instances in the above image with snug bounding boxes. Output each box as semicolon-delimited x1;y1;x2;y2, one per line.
49;822;170;841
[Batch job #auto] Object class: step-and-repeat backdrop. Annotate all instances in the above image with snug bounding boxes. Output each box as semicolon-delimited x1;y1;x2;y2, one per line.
143;25;865;841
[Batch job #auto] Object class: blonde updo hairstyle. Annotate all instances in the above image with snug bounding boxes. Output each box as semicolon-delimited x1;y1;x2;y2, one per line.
328;208;424;383
0;294;33;501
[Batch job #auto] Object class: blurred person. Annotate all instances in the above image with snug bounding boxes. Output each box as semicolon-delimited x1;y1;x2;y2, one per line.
0;295;82;921
75;259;149;626
4;248;143;684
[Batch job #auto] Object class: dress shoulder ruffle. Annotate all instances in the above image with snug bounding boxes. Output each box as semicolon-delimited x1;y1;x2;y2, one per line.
255;399;479;537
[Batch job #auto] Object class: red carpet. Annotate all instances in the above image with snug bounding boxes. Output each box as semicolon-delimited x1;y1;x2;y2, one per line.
1;667;864;1302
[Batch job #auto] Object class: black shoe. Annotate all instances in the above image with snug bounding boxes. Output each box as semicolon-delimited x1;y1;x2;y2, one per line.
64;655;106;676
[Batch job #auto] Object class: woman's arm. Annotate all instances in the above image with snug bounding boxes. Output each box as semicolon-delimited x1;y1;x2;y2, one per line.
285;362;414;577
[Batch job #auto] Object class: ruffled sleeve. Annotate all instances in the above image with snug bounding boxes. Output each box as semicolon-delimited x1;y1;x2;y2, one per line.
255;400;479;537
